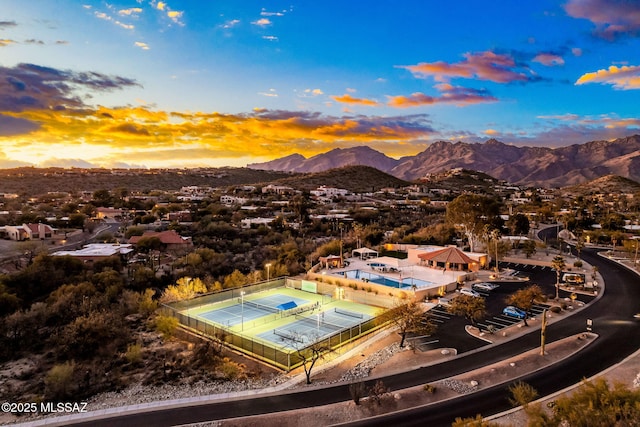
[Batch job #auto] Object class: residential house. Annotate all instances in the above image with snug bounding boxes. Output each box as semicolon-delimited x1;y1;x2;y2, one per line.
128;230;193;251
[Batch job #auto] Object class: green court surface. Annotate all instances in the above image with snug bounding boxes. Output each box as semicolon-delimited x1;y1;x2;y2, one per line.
180;286;381;348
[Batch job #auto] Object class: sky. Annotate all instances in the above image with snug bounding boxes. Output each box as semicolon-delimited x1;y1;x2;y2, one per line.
1;0;639;169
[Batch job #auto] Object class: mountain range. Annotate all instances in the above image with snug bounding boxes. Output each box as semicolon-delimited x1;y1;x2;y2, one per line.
248;134;640;187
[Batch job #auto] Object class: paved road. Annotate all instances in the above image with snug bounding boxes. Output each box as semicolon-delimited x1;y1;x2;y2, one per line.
60;247;640;427
340;248;640;426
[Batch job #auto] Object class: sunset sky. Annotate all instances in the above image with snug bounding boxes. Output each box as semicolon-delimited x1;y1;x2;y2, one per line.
1;0;639;169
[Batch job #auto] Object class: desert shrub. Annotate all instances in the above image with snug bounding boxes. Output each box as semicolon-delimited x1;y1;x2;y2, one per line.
45;361;75;400
550;306;562;313
125;343;143;364
138;289;158;316
574;260;583;268
508;381;538;407
220;357;246;380
423;384;436;393
368;380;389;406
155;315;179;339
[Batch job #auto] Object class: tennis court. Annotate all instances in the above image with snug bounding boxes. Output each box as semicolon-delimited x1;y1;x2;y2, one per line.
167;281;385;370
260;307;372;348
189;292;312;329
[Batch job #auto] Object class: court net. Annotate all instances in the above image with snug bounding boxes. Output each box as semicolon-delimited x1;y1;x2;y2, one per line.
295;314;343;331
239;299;280;313
334;307;364;319
273;328;303;343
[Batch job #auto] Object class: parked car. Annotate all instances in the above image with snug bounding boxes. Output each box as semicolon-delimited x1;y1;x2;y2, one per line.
503;306;527;319
459;288;482;298
472;282;500;292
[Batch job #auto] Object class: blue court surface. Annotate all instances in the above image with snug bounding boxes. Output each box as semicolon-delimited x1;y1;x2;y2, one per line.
259;307;373;348
195;294;311;328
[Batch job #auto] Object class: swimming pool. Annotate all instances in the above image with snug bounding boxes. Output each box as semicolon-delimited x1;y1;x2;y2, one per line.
335;270;433;289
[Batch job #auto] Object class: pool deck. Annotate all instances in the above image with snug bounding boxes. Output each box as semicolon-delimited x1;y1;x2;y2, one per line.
326;256;462;290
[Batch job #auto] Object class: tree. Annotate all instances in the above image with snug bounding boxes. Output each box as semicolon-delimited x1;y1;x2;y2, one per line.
507;213;530;236
522;239;537;258
135;236;163;254
92;189;113;206
223;269;248;289
281;331;332;384
524;379;640;426
506;285;546;326
446;195;502;252
447;294;486;327
125;226;145;239
551;255;566;300
575;238;585;260
349;382;367;405
380;301;436;348
483;226;504;272
160;277;208;303
68;212;87;229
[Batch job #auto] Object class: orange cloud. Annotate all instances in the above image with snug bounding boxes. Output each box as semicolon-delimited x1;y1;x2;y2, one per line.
331;94;379;106
0;64;435;167
402;51;531;83
575;65;640;89
387;84;497;108
1;104;435;167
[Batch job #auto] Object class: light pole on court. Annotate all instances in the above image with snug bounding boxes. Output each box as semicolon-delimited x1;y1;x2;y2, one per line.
241;291;245;332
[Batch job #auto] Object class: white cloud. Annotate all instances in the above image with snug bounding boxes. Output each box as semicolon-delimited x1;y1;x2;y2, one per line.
261;9;284;17
258;88;278;97
304;88;324;96
222;19;240;29
135;41;150;50
252;18;271;27
262;35;278;41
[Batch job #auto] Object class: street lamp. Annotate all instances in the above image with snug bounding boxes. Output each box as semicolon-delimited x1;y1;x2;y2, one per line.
266;263;272;281
240;291;245;332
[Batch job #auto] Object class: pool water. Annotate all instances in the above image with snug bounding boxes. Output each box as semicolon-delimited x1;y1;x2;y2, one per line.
335;270;432;289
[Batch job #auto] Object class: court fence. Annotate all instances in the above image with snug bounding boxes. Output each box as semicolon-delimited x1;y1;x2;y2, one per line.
159;277;388;371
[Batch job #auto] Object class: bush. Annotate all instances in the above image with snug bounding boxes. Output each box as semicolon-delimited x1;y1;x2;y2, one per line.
423;384;436;393
573;260;583;268
125;343;143;364
155;315;179;339
220;357;246;380
550;306;562;313
45;361;75;400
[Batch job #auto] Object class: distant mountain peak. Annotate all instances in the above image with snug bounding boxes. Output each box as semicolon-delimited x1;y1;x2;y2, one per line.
248;145;398;174
248;135;640;187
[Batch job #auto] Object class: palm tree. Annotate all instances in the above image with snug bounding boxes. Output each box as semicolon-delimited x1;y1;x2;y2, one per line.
551;255;566;300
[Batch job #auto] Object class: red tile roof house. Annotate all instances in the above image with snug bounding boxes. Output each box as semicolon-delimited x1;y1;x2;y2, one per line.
128;230;193;252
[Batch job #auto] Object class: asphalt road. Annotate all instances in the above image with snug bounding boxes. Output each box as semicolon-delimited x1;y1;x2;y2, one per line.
61;246;640;427
339;248;640;426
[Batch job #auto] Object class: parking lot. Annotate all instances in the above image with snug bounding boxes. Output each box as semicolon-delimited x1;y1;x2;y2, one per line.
411;261;594;353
